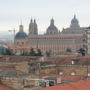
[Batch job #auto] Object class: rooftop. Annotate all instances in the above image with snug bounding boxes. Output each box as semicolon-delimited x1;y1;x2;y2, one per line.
36;79;90;90
0;84;13;90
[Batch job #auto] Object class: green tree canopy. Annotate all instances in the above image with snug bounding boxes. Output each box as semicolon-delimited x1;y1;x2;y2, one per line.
66;48;72;53
77;48;86;56
46;50;51;57
4;48;14;55
29;48;36;56
36;49;43;56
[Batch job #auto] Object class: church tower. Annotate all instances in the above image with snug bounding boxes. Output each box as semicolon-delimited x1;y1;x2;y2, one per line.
34;19;38;35
29;19;38;35
29;19;34;35
19;24;24;32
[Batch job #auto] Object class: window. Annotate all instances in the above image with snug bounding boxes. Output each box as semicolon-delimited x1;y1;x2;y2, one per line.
22;42;24;45
17;42;19;45
71;72;76;75
88;73;90;76
59;72;63;75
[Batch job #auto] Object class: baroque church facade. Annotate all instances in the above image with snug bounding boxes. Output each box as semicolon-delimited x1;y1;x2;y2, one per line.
14;15;87;55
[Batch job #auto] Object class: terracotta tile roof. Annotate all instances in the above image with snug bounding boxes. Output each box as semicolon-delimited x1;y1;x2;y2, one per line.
36;79;90;90
6;43;14;49
0;84;13;90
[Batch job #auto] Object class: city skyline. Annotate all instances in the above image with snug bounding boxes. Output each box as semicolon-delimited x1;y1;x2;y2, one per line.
0;0;90;34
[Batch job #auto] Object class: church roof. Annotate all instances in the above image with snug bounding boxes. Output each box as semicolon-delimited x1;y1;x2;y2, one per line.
47;25;58;31
47;18;58;31
67;14;80;30
15;31;28;39
71;14;79;24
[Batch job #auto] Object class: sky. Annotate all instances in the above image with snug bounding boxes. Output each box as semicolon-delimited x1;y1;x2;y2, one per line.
0;0;90;35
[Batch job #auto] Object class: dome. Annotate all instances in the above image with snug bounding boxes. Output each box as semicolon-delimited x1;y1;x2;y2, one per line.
15;32;28;39
47;25;58;31
70;15;80;28
71;15;79;24
46;18;58;35
47;18;58;31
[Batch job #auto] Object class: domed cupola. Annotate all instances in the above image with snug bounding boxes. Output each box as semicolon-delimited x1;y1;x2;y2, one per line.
70;14;80;28
46;18;58;35
15;23;28;54
15;24;28;39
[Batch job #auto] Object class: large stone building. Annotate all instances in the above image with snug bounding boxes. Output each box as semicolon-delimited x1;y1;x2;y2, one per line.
62;15;87;34
83;27;90;54
14;15;87;55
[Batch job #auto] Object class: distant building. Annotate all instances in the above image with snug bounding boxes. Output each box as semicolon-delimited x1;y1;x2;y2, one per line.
29;19;38;35
46;18;58;35
62;15;86;34
83;28;90;54
14;15;88;55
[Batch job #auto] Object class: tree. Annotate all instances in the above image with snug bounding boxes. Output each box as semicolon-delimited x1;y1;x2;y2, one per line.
29;48;36;56
21;52;29;56
77;48;86;56
66;48;72;53
4;48;14;55
46;50;51;57
36;49;43;56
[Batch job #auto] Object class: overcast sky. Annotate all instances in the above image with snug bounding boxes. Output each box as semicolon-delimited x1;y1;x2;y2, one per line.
0;0;90;34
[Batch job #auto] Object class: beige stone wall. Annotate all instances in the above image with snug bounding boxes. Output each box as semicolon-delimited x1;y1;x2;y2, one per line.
14;34;83;55
41;66;57;74
40;65;90;76
15;62;29;73
84;29;90;54
1;78;22;89
14;38;29;53
24;80;36;87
